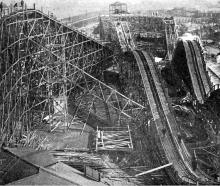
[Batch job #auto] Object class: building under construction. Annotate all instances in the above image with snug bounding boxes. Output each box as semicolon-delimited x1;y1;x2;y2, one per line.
1;1;220;185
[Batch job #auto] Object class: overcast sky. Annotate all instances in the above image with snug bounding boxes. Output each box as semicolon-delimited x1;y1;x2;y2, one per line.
4;0;220;18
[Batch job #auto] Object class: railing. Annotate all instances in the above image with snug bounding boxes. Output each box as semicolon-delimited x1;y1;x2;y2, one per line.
0;3;55;19
206;84;220;98
206;66;220;98
0;4;34;18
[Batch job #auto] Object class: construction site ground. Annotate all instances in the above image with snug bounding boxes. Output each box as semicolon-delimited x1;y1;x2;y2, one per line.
6;54;220;185
20;123;141;185
20;105;174;185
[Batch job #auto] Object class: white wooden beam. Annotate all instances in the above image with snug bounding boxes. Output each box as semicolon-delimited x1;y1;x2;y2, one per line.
135;163;173;177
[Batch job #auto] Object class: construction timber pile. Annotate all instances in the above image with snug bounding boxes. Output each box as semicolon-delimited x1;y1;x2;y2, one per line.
1;2;220;185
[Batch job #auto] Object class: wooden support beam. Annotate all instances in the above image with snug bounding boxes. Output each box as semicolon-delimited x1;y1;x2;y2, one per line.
135;163;173;177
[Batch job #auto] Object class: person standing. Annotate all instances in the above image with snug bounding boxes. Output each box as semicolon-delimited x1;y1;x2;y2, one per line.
162;127;167;136
21;0;24;9
192;150;197;171
14;2;18;9
0;2;3;14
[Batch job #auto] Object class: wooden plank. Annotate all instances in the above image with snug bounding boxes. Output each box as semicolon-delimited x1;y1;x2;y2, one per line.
135;163;173;177
84;166;101;182
96;126;133;151
127;125;133;149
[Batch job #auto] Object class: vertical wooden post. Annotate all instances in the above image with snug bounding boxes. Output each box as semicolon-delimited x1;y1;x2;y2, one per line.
96;126;99;151
61;28;68;130
104;101;112;125
135;163;173;177
128;125;133;149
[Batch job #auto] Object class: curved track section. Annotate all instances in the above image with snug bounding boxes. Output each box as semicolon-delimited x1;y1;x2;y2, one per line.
172;38;211;103
133;50;212;184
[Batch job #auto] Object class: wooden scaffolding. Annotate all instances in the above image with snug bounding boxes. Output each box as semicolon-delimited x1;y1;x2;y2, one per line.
96;126;133;152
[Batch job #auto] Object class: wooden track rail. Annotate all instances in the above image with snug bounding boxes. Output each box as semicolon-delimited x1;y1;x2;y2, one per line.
133;50;213;184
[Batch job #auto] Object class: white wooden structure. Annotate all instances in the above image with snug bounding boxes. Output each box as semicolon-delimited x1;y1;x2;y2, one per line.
96;126;133;152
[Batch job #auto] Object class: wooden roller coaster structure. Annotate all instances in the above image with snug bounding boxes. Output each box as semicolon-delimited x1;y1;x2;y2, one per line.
131;50;216;184
0;7;148;148
113;12;217;183
1;5;220;185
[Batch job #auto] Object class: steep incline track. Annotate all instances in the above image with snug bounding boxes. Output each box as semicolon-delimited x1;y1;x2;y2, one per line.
120;21;135;49
133;50;211;184
174;39;211;103
112;19;134;51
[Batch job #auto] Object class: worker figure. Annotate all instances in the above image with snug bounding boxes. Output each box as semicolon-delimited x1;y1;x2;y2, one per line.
0;2;3;13
21;0;24;9
128;37;131;45
192;150;197;171
192;156;197;171
162;128;167;136
14;2;18;11
177;132;182;143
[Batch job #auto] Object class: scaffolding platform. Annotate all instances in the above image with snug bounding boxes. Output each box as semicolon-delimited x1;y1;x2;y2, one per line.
95;126;133;152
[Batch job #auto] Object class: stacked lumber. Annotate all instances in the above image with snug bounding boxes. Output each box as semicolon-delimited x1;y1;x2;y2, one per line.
51;151;105;171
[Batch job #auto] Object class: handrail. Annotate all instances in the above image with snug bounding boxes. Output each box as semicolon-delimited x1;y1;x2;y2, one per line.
0;4;36;18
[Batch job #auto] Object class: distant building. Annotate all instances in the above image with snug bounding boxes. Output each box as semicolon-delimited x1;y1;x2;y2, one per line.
166;7;201;18
174;16;192;24
167;7;188;17
109;2;128;15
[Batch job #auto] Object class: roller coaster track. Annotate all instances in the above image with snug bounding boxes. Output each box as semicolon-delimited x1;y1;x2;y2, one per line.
0;8;216;184
112;18;135;51
133;50;213;184
175;39;212;104
113;21;128;51
120;21;135;49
